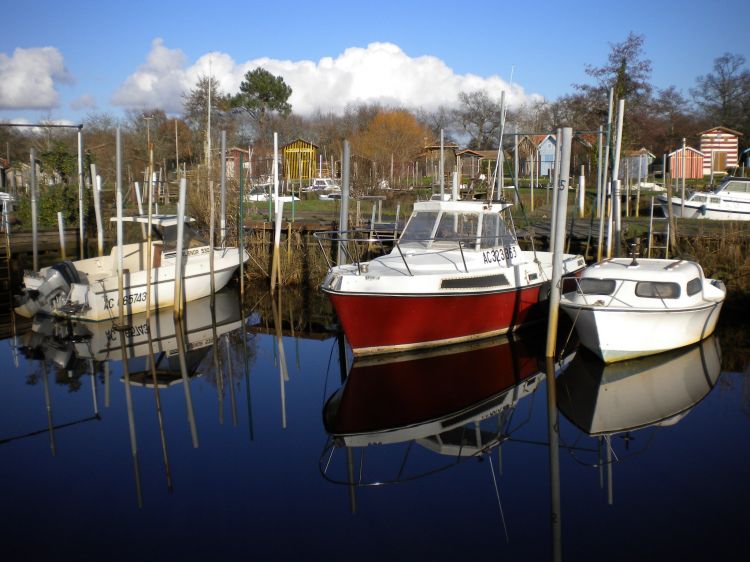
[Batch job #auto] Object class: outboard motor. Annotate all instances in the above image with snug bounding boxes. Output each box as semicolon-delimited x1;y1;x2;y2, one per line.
37;261;81;299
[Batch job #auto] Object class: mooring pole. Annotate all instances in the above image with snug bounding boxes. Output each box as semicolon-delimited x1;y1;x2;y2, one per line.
77;126;85;259
90;164;104;257
238;153;245;301
30;148;38;272
337;140;351;266
612;100;625;257
220;130;227;246
174;178;187;319
439;129;445;197
116;128;125;326
57;212;66;260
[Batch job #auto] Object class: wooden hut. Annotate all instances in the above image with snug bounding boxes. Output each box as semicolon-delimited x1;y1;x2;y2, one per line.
699;126;742;175
621;148;656;179
281;138;317;181
669;146;705;180
536;134;557;177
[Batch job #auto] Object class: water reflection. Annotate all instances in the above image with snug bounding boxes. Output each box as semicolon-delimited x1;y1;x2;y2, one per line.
557;336;722;504
321;333;551;491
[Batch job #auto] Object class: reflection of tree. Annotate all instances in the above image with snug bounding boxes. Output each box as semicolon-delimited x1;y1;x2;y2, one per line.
199;328;259;389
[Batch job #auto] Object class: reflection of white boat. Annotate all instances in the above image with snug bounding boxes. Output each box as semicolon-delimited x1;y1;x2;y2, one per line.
15;215;248;321
560;257;725;363
316;199;585;356
20;289;244;379
657;176;750;220
557;335;721;435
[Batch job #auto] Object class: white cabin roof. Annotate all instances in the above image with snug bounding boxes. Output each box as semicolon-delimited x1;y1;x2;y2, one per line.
413;199;512;214
585;258;703;282
109;214;195;227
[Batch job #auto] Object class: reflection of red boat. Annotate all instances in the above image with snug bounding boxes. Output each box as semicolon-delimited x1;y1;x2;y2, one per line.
323;333;547;448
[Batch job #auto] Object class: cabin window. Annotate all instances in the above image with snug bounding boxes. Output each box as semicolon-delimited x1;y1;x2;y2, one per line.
686;277;702;296
725;181;750;193
401;211;438;246
434;212;478;244
162;224;209;251
693;195;707;203
578;278;616;295
480;213;515;249
635;281;681;299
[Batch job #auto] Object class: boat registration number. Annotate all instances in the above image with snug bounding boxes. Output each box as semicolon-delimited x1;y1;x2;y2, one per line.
105;290;147;309
483;245;518;264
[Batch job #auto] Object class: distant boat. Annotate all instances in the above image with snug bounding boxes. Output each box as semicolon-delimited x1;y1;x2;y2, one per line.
15;215;248;321
560;257;725;363
557;335;721;435
316;198;585;356
657;176;750;220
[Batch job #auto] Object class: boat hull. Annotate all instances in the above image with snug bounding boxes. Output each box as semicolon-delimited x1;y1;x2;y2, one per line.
560;301;723;363
325;282;551;356
658;195;750;220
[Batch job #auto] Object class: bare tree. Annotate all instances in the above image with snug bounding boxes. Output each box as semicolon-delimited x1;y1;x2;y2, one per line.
691;53;750;135
454;90;503;149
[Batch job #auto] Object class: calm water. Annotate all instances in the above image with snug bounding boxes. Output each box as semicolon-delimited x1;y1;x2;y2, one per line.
2;284;749;561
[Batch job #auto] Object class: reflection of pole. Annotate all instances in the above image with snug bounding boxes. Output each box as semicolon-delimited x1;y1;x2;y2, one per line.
89;359;98;416
226;337;238;427
121;339;143;508
346;447;357;514
606;435;614;505
175;318;199;447
271;292;288;429
41;361;56;456
546;358;562;562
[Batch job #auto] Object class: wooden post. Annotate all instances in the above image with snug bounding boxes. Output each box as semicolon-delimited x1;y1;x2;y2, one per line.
337;140;350;266
30;148;38;271
90;164;104;257
220;130;227;246
57;212;66;259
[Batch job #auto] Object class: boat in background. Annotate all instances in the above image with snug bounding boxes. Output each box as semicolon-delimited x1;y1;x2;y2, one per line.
557;335;721;436
560;256;725;363
316;198;585;356
15;215;249;321
658;176;750;220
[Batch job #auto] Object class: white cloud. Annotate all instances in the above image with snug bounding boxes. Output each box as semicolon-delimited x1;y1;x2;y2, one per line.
70;94;97;111
112;39;542;115
0;47;71;110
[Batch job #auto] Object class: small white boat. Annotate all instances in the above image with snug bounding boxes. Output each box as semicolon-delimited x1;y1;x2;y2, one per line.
15;215;249;321
658;176;750;220
560;257;725;363
302;178;340;192
316;198;585;356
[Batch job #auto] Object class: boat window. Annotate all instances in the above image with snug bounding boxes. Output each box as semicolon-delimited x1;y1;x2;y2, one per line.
578;278;616;295
710;197;721;204
400;211;439;246
686;277;702;296
161;224;209;251
693;195;707;203
435;212;478;245
635;281;681;299
724;181;750;193
480;213;516;249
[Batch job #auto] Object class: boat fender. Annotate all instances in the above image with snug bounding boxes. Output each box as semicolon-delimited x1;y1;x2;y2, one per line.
699;204;707;216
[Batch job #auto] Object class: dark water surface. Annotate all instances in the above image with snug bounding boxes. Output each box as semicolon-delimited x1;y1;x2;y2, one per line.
2;285;749;561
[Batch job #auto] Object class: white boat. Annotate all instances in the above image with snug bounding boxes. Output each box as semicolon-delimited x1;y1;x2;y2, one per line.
315;198;586;356
302;178;340;192
560;257;725;363
657;176;750;220
15;215;249;321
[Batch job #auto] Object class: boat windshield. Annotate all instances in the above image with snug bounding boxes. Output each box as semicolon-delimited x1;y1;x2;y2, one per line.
161;224;209;252
400;211;438;247
721;179;750;193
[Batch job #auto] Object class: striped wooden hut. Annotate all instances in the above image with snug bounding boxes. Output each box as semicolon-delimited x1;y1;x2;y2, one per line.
699;127;742;175
669;146;705;180
281;138;317;181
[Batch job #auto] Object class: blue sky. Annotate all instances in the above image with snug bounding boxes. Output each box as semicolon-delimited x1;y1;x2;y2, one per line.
1;0;748;124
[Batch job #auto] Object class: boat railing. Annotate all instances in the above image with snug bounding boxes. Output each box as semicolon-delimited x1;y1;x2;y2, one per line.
314;229;512;276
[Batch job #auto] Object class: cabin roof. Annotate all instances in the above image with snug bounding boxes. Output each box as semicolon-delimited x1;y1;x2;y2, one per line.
585;258;703;282
698;126;743;137
109;215;196;226
413;199;512;213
